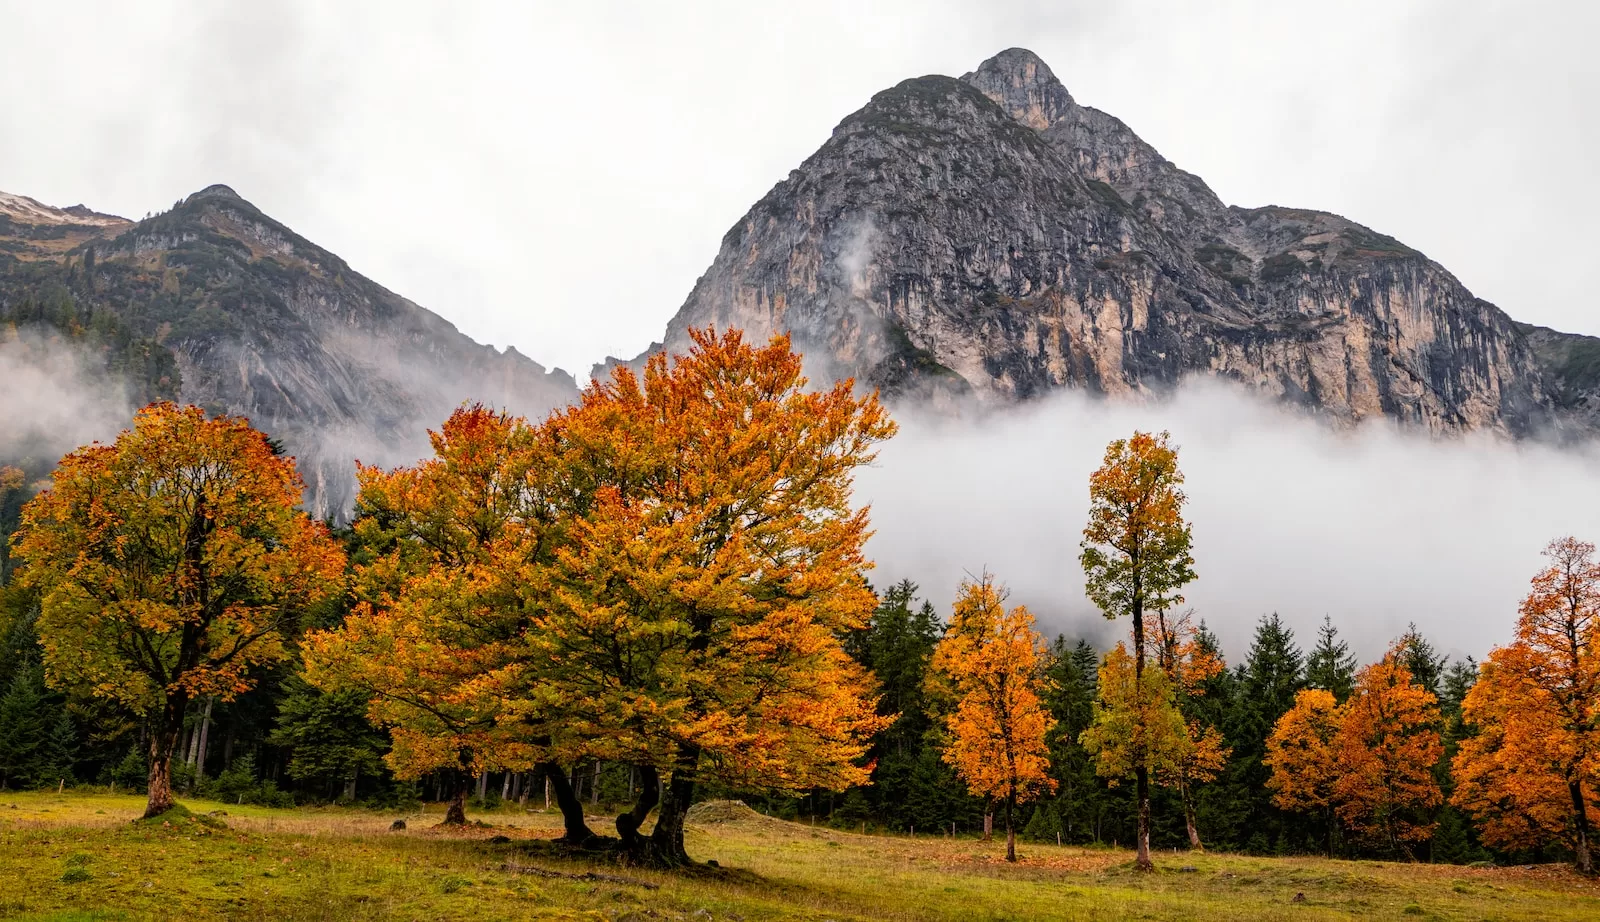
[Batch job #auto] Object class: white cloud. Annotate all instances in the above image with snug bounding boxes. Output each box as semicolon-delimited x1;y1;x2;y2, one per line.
858;380;1600;665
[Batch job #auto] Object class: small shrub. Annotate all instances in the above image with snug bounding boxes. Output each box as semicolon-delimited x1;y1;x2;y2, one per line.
1401;904;1424;915
60;866;91;884
440;875;471;894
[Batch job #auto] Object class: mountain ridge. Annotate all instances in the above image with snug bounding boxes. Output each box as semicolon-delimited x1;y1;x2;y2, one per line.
621;47;1593;437
0;184;577;517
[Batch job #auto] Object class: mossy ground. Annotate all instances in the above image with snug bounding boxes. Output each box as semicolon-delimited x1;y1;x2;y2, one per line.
1;791;1596;921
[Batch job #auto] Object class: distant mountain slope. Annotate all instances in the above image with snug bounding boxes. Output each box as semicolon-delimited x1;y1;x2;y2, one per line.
0;185;577;517
624;48;1586;437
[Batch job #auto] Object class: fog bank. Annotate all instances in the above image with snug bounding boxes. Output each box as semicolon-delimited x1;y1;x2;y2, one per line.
0;336;133;464
857;380;1600;664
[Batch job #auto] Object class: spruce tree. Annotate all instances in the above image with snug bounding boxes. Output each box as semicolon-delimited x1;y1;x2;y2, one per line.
1223;613;1305;852
1305;615;1357;702
1038;636;1103;843
1393;623;1447;697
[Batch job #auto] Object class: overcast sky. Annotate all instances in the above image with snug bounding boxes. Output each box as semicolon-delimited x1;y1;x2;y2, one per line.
1;1;1595;377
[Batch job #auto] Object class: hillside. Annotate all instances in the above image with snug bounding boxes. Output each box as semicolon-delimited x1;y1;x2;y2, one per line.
0;185;577;517
625;48;1587;437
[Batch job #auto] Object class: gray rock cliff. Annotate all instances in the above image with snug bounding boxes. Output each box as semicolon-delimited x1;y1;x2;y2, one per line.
624;48;1573;436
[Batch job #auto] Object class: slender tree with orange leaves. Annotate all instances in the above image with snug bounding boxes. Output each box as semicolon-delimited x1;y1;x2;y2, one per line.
931;575;1057;862
1265;688;1345;855
1149;609;1230;850
1332;654;1444;857
14;403;345;818
523;328;896;865
1452;537;1600;873
303;405;592;833
1080;430;1195;870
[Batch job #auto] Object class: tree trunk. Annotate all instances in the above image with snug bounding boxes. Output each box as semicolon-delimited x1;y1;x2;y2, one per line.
540;762;597;844
441;775;470;825
1572;778;1594;874
476;771;489;802
592;760;602;805
983;806;993;842
1132;596;1154;871
617;765;660;852
502;772;512;801
1005;794;1017;862
645;746;700;867
193;697;213;785
144;693;188;818
342;776;358;801
1180;781;1204;850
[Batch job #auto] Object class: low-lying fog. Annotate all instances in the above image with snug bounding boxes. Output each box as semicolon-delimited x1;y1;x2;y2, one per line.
857;379;1600;664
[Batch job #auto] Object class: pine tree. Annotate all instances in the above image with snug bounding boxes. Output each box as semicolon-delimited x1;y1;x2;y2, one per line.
0;662;47;788
1393;623;1447;698
850;580;944;830
1037;637;1104;843
1306;615;1357;703
1222;613;1305;852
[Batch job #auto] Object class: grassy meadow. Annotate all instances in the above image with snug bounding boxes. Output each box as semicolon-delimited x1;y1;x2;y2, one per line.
0;792;1596;921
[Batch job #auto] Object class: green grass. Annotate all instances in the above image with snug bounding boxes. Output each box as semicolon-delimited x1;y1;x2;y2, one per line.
2;791;1597;920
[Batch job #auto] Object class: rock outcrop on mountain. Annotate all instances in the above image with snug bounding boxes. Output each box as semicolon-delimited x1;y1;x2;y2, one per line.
0;185;576;517
628;47;1579;436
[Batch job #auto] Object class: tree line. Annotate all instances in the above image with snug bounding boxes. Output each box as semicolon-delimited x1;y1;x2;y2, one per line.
0;328;1596;873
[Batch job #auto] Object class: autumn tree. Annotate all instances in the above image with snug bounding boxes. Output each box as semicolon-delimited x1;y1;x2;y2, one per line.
522;328;895;865
1264;688;1345;855
14;403;345;817
1149;608;1230;849
1080;430;1195;870
304;405;591;833
1452;537;1600;873
931;575;1057;862
1332;654;1444;857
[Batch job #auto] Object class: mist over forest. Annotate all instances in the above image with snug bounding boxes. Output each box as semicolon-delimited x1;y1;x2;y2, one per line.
860;378;1600;662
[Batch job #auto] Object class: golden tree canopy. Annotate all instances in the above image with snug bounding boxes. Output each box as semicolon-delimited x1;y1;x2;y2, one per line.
17;403;344;711
1452;537;1600;865
931;576;1057;805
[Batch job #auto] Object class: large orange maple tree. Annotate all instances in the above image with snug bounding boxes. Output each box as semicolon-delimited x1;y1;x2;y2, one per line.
14;403;345;817
931;575;1057;862
522;328;896;865
1452;537;1600;873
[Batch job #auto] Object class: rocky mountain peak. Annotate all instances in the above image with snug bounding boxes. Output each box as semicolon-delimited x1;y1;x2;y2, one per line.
631;47;1597;437
188;183;244;203
960;47;1076;131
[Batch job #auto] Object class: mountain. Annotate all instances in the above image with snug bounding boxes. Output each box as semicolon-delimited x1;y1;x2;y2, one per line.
623;48;1591;436
0;185;576;518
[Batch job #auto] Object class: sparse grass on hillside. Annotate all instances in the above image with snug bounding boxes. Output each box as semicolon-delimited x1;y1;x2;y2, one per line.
2;791;1597;921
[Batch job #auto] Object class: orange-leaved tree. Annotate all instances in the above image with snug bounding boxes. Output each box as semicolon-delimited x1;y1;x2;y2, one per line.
523;328;895;865
1332;653;1444;857
930;574;1057;862
1079;430;1195;870
1452;537;1600;873
303;405;592;832
1265;688;1345;855
1149;608;1229;850
14;403;345;817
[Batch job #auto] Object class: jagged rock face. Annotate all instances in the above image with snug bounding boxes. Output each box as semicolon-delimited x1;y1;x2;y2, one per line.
1;185;577;517
635;47;1561;436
